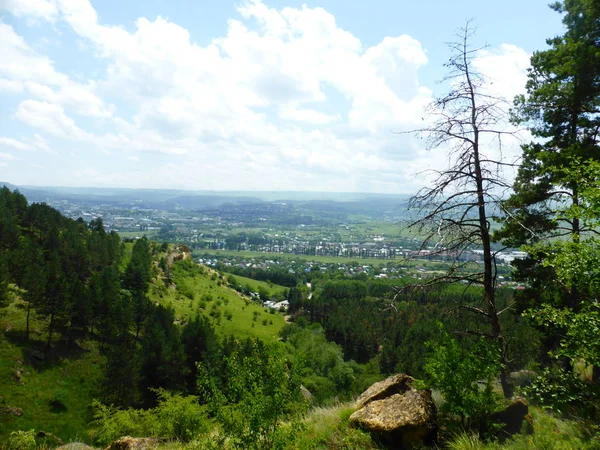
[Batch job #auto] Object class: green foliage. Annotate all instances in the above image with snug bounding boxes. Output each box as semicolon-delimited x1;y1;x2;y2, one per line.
89;391;208;445
282;324;356;402
422;325;502;423
446;406;599;449
5;430;37;450
197;340;306;449
523;367;600;418
526;302;600;368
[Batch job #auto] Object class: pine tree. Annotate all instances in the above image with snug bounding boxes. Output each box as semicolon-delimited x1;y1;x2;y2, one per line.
497;0;600;313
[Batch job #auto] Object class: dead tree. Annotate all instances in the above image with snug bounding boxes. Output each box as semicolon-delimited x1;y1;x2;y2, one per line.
399;22;517;398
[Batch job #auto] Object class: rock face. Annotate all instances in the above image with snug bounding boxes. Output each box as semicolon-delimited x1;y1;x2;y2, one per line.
350;374;437;449
105;436;158;450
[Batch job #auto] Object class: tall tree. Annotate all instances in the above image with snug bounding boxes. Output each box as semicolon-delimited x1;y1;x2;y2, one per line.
123;237;152;338
401;22;516;397
497;0;600;312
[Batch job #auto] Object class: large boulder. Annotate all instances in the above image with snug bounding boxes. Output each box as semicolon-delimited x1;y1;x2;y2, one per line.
354;373;415;409
350;374;437;449
105;436;158;450
56;444;97;450
488;397;533;442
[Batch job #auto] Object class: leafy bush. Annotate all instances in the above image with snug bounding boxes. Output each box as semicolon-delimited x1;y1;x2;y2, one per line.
89;391;208;445
523;367;600;418
6;430;37;450
422;325;501;425
152;390;209;442
197;341;306;449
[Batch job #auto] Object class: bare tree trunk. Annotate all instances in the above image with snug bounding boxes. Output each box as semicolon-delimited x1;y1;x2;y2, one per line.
401;21;517;399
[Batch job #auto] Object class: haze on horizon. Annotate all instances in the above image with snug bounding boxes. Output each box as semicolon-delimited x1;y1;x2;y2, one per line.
0;0;563;193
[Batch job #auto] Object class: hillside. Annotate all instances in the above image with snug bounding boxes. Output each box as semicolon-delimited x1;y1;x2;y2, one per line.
148;250;286;341
0;245;287;444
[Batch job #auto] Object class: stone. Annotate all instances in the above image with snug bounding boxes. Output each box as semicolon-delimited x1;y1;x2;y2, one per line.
354;373;415;409
300;384;313;403
36;430;64;446
489;397;532;441
56;444;97;450
0;406;23;416
350;388;437;449
509;370;538;388
105;436;159;450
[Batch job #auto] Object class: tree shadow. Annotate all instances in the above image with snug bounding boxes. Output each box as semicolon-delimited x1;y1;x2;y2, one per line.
4;328;90;372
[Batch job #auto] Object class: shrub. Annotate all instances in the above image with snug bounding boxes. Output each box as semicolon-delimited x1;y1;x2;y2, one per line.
422;325;501;425
88;391;208;445
6;430;36;450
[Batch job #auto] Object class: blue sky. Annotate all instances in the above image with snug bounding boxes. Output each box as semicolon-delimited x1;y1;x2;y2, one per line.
0;0;564;193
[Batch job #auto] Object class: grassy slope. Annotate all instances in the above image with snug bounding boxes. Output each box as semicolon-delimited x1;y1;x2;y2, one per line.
0;295;103;444
156;401;598;450
222;272;288;297
149;259;286;342
0;248;285;445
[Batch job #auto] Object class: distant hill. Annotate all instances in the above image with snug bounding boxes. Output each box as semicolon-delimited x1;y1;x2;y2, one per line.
1;182;410;216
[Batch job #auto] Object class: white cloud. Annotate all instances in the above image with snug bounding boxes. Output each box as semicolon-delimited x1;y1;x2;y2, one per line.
279;106;340;124
474;44;530;101
0;78;24;93
15;100;92;140
0;152;16;160
0;0;533;192
0;137;32;151
0;0;58;22
0;134;51;152
0;22;113;124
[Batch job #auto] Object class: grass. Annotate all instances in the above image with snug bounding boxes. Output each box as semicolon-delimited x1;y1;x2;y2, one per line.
148;259;286;342
446;406;599;450
154;401;380;450
0;293;103;445
290;401;381;450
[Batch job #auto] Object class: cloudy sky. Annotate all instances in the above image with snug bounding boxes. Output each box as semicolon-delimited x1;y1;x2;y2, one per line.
0;0;563;193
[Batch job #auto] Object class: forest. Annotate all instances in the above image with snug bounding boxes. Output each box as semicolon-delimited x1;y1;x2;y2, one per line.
1;0;600;449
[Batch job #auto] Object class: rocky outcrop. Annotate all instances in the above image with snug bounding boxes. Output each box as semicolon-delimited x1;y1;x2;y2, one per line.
350;374;437;449
105;436;158;450
488;397;533;442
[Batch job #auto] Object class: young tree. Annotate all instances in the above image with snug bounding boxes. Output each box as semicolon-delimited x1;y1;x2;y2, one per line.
401;22;516;397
